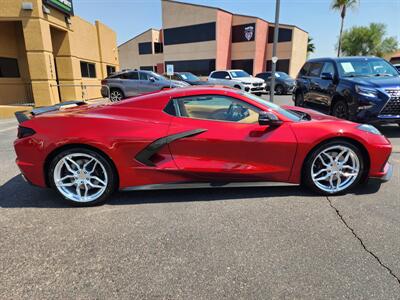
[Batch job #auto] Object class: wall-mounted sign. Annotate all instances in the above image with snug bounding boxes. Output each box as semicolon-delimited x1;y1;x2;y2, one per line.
232;23;256;43
43;0;74;15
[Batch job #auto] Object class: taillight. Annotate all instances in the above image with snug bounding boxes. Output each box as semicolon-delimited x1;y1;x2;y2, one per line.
17;126;36;139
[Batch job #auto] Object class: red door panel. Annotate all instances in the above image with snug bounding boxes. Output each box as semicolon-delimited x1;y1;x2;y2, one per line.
167;117;298;182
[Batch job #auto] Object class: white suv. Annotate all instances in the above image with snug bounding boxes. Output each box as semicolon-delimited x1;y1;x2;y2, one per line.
208;69;266;94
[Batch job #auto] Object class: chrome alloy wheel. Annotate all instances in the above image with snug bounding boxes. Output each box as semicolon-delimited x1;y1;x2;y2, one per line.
54;153;108;203
311;145;360;193
110;90;123;102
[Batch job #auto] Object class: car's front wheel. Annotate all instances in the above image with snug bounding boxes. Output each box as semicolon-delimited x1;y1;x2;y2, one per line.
49;148;116;206
303;140;364;195
331;100;349;119
109;88;124;102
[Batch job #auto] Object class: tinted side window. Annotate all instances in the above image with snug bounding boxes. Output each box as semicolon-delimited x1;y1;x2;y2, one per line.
299;63;310;76
308;62;324;77
121;72;138;80
321;62;335;76
139;72;149;80
211;71;228;79
174;95;260;123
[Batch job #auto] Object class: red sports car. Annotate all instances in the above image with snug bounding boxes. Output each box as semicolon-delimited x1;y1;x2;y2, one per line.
14;87;392;206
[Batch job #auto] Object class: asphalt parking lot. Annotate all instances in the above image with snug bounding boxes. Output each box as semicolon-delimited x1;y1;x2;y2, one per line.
1;95;400;299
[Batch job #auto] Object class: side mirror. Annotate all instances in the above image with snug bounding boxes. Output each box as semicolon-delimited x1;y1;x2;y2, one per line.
149;77;155;82
224;75;230;80
258;111;283;126
321;72;333;80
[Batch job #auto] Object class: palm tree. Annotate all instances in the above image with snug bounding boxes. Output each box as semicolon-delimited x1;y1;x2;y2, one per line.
307;37;315;57
331;0;359;57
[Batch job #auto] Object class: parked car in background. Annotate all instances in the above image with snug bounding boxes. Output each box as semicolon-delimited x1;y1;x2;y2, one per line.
101;69;189;101
208;70;266;95
164;72;212;85
256;71;296;95
293;56;400;125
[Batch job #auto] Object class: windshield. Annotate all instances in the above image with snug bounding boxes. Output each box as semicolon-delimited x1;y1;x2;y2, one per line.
230;70;250;78
180;72;200;81
277;72;290;79
150;72;168;81
242;92;301;121
338;58;399;77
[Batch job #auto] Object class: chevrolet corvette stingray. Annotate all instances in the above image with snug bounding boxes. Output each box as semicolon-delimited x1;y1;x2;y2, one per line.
14;87;392;206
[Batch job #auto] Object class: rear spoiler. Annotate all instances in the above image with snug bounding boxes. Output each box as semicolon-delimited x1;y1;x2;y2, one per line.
15;101;87;124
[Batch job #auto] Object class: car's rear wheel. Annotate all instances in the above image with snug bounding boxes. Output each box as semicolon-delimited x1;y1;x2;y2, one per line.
303;140;364;195
332;100;349;119
109;89;124;102
275;84;284;95
49;148;116;206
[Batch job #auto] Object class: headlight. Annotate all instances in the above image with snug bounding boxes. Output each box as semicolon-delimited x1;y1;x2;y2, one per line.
355;85;378;98
357;124;382;135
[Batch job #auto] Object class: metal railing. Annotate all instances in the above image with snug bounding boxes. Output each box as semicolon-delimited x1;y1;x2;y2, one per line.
50;83;110;102
0;82;34;106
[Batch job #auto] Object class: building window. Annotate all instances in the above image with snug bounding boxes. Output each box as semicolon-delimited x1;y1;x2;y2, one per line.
165;59;216;76
266;59;290;74
232;23;256;43
80;61;96;78
140;66;154;71
138;42;153;55
231;59;254;75
154;42;163;54
268;27;293;43
0;57;20;78
163;22;216;45
106;65;116;76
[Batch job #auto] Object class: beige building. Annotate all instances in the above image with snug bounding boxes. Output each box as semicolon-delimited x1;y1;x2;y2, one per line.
0;0;119;118
119;0;308;78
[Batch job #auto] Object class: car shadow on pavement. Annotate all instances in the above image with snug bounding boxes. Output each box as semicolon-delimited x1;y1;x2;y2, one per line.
0;174;383;208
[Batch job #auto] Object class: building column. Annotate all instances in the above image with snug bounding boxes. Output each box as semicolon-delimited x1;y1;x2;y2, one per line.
22;18;59;106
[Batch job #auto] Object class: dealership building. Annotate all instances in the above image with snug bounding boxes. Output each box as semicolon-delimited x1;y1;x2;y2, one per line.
0;0;119;117
119;0;308;78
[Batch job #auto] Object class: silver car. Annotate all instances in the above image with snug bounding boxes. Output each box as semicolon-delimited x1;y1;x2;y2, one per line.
101;70;189;101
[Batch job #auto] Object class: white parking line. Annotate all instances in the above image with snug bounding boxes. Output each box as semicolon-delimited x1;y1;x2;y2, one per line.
0;126;16;133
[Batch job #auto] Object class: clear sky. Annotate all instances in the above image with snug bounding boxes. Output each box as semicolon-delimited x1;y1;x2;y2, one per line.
74;0;400;58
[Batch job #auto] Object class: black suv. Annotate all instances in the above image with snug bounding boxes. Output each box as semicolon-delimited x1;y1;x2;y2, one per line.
293;57;400;124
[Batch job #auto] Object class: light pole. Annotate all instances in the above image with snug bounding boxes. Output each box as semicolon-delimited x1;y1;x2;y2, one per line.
269;0;280;103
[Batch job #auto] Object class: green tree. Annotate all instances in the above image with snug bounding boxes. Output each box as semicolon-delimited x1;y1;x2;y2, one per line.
331;0;359;57
307;37;315;57
340;23;399;57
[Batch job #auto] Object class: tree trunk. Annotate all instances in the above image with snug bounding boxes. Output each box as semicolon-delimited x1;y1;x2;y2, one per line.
337;16;345;57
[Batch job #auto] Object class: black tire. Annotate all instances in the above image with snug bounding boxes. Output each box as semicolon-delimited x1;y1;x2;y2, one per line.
302;140;364;195
109;88;124;102
233;85;242;90
48;148;116;207
331;100;349;120
295;92;304;107
275;85;284;95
